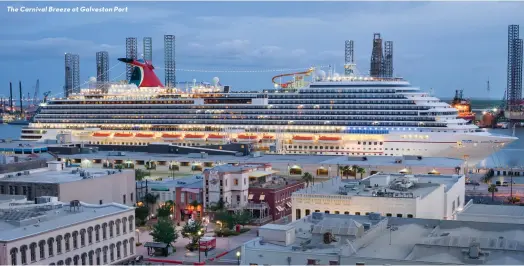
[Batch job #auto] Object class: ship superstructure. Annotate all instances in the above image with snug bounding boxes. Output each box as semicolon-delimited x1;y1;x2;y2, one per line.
21;57;517;165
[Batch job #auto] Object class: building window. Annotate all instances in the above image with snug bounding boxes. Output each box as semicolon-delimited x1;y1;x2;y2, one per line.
315;210;320;213
29;242;37;262
130;237;135;254
88;251;94;265
397;214;403;218
72;231;78;249
307;259;318;265
109;221;115;238
80;229;86;247
123;240;128;257
129;216;134;232
73;255;79;265
344;211;350;215
95;249;101;265
103;247;108;264
335;211;340;214
10;248;18;265
407;214;414;218
234;179;239;185
20;245;28;264
117;241;122;259
386;213;392;217
236;195;240;202
457;196;461;208
123;194;126;204
81;253;87;265
110;244;115;262
305;209;311;216
102;223;107;239
57;260;64;265
130;193;134;202
48;238;54;257
56;235;63;254
329;260;339;265
324;211;330;214
87;227;93;244
99;200;103;205
355;212;360;215
38;240;45;259
122;217;128;234
116;219;121;235
65;257;72;265
296;209;301;219
95;225;100;242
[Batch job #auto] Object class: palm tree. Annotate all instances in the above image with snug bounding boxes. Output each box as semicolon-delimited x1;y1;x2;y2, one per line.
488;184;498;202
144;193;160;214
302;172;314;187
339;166;351;179
351;165;359;178
357;167;366;179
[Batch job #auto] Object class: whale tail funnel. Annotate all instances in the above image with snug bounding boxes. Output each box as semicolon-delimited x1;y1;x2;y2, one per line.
117;58;164;88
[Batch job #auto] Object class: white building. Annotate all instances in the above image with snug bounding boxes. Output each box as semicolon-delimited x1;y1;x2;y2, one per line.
0;199;136;265
0;162;135;206
241;212;524;265
457;201;524;224
203;164;270;209
292;172;465;221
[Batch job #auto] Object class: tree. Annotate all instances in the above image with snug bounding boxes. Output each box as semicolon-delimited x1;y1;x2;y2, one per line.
135;169;150;181
135;206;149;226
234;210;252;227
339;166;351;179
302;172;313;187
157;205;172;218
351;165;359;177
144;193;159;206
357;167;366;179
488;184;498;202
181;219;204;244
150;218;178;246
214;210;235;230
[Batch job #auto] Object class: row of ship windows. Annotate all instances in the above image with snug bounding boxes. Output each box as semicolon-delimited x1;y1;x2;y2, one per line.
42;105;433;110
295;209;414;219
35;115;441;121
268;100;417;105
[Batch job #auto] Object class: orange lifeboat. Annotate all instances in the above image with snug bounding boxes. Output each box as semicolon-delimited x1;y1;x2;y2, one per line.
185;134;206;141
262;135;275;140
292;135;315;143
136;133;155;139
93;132;111;138
114;132;134;138
237;134;258;143
318;136;342;143
161;133;182;141
208;134;227;141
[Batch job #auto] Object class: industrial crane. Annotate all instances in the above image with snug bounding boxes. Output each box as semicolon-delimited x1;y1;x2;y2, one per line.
33;79;39;105
42;91;51;103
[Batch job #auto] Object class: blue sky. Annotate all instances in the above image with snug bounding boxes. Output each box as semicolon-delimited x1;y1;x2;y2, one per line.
1;1;523;100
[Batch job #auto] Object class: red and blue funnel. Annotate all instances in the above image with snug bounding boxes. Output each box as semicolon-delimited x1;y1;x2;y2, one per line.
118;58;164;88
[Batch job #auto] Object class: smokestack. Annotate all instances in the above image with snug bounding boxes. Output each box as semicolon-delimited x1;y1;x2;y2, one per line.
9;82;13;114
19;81;23;118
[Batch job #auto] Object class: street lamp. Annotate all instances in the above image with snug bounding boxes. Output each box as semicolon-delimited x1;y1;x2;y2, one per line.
236;251;241;265
135;229;140;244
197;231;202;263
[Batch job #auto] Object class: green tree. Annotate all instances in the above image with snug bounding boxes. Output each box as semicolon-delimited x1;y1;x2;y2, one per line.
135;169;150;181
150;218;178;246
214;210;235;230
488;184;498;202
339;165;351;179
181;219;204;244
157;205;172;218
351;165;359;177
234;210;252;227
302;172;313;187
209;198;225;211
135;206;149;226
357;167;366;179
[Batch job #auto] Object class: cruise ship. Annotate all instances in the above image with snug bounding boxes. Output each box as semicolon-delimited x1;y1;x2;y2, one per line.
21;57;517;165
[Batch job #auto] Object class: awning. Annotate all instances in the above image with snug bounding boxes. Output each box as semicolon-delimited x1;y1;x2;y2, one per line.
259;194;265;201
182;188;200;193
286;202;292;208
248;170;279;178
276;206;283;212
248;194;254;200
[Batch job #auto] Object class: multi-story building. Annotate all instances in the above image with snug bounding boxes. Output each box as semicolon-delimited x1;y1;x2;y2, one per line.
0;161;135;206
292;172;465;221
241;212;524;265
203;164;270;209
0;199;136;265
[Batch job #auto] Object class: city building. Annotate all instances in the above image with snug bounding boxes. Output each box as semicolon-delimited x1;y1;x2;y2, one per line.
0;199;136;265
96;51;109;91
292;172;465;221
457;201;524;224
0;161;135;206
141;175;203;222
241;212;524;265
203;164;270;209
56;151;465;178
64;53;80;97
248;174;305;223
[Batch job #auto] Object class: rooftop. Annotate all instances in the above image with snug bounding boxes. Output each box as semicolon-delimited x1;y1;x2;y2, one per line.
293;173;463;198
459;202;524;218
143;175;204;190
0;167;131;184
250;176;303;190
0;201;133;242
57;151;463;168
207;163;266;173
246;213;524;264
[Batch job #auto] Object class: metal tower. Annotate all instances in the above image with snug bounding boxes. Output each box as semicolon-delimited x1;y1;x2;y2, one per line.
382;41;394;78
96;51;109;91
507;25;523;111
143;37;152;62
164;35;176;87
126;37;138;82
344;40;354;76
64;53;80;97
370;33;383;77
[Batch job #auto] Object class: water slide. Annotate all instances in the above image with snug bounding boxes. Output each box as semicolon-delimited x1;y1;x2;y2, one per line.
272;68;314;88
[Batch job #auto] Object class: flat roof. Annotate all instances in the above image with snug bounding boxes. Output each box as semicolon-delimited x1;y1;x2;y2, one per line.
0;167;132;184
57;151;463;168
293;173;462;198
246;213;524;264
144;175;203;190
0;201;133;242
459;203;524;218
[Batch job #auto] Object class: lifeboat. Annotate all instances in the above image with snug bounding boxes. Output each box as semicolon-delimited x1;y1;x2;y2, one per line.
292;135;315;143
261;135;275;142
114;132;134;138
207;134;227;141
93;132;111;138
237;134;259;143
318;136;342;144
136;133;155;139
184;134;206;141
161;133;182;141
